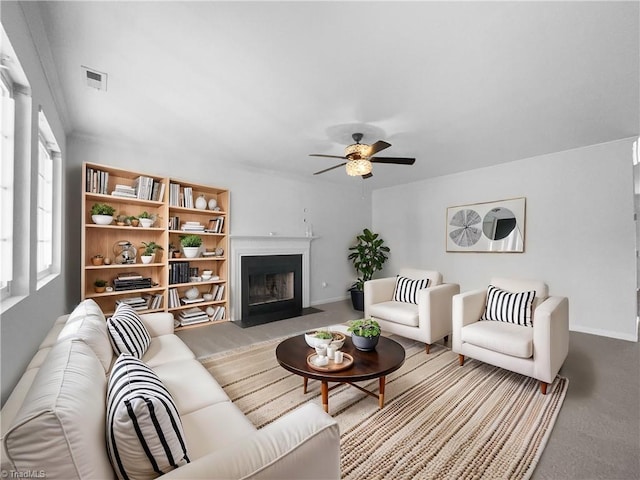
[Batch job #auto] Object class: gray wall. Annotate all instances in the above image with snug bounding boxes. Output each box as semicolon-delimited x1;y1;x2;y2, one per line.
373;139;638;341
1;2;69;404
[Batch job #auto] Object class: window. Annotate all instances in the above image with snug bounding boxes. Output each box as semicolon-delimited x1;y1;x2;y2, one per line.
0;71;15;299
37;109;60;281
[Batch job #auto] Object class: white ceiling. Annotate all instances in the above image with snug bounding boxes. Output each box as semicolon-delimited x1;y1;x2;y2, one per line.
35;1;639;188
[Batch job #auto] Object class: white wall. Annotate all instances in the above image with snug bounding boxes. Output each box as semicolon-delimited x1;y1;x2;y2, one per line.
373;139;638;341
1;2;69;404
67;134;372;308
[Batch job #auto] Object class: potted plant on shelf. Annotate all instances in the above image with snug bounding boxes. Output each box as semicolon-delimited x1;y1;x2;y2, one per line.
347;318;381;351
94;279;108;293
138;211;156;228
180;234;202;258
140;241;163;264
347;228;390;311
127;215;139;227
90;203;115;225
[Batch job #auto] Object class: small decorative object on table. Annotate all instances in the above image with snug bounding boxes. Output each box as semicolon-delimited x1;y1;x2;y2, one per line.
304;330;345;348
348;318;381;351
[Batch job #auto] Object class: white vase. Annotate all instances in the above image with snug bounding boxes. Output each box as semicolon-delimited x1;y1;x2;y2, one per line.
185;286;199;300
183;246;200;258
195;194;207;210
208;198;218;210
139;218;154;228
92;215;113;225
141;255;153;264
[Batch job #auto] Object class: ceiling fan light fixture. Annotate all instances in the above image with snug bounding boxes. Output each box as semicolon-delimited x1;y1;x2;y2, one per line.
346;159;372;176
345;143;370;159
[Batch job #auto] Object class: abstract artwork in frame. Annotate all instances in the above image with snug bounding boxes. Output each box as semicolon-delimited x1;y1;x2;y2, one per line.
446;197;526;252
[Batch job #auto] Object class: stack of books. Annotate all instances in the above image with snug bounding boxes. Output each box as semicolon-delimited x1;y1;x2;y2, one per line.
111;184;137;198
178;307;209;326
115;297;148;311
181;221;205;232
145;293;164;310
113;272;152;291
169;262;190;284
181;296;204;305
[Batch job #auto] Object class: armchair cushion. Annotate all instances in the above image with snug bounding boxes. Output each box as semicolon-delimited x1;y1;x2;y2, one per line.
392;276;430;304
480;285;536;327
368;301;419;327
461;321;533;358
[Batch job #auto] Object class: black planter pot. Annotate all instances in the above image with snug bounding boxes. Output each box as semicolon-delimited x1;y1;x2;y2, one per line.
349;288;364;311
351;333;380;351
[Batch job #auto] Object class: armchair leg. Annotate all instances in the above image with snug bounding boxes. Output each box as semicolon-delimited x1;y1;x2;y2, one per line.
540;381;548;395
458;354;464;366
425;343;431;354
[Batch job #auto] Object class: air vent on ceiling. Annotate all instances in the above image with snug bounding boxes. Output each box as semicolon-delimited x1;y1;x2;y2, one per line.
81;66;107;91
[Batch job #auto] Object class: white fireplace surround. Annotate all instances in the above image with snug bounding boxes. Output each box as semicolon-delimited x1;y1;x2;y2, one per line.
230;235;314;321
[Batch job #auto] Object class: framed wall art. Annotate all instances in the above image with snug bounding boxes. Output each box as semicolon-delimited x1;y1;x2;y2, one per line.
446;197;526;253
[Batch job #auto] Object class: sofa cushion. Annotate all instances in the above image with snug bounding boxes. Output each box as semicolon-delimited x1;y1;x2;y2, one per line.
480;284;536;327
108;303;151;358
461;321;533;358
392;275;430;304
142;335;196;368
369;301;419;327
107;354;190;480
58;299;113;372
3;340;113;480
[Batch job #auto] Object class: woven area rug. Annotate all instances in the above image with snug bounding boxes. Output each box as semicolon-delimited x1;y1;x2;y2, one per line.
200;336;568;480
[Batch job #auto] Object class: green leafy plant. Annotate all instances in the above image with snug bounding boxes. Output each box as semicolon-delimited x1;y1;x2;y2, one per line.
180;234;202;248
347;318;381;338
94;279;107;287
141;241;164;256
90;203;115;216
313;331;333;340
138;211;155;219
348;228;390;291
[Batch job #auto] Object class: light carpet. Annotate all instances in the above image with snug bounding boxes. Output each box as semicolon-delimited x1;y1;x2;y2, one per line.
201;336;568;480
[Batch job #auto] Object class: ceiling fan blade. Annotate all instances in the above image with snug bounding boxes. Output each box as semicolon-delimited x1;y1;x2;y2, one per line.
370;156;416;165
362;172;373;179
369;140;391;155
313;163;346;175
309;154;347;160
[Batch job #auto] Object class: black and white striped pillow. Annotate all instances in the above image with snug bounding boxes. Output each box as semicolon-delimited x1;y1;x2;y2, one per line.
107;303;151;359
481;284;536;327
106;354;190;480
392;276;430;304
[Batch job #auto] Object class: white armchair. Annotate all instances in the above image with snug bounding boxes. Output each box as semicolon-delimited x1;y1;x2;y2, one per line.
364;269;460;353
452;277;569;394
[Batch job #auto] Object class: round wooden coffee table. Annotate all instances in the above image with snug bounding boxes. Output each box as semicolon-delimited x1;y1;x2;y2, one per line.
276;334;405;414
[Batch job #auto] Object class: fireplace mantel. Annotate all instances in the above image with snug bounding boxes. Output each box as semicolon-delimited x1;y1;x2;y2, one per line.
230;235;315;321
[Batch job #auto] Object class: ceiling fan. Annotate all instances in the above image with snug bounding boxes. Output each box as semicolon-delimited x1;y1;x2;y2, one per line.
310;133;416;178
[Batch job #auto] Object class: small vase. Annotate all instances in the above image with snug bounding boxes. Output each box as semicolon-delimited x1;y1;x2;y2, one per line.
208;198;218;210
91;256;104;266
195;194;207;210
141;255;154;264
185;286;199;300
183;246;200;258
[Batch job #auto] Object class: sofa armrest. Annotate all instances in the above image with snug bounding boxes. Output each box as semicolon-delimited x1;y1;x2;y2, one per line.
452;289;486;352
139;312;175;337
533;296;569;383
160;403;340;479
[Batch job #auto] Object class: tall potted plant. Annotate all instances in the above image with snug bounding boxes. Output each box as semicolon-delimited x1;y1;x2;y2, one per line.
347;228;390;311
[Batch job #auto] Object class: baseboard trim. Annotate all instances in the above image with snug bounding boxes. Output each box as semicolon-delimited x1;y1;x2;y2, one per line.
571;325;638;342
310;295;349;306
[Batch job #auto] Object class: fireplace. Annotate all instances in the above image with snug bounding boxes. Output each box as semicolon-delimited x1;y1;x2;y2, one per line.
239;254;303;327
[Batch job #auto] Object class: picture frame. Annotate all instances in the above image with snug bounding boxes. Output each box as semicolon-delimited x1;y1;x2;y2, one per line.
446;197;526;252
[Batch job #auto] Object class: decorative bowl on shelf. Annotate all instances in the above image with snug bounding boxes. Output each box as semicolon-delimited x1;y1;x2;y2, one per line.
201;274;212;281
203;293;214;301
139;218;154;228
91;215;113;225
183;247;200;258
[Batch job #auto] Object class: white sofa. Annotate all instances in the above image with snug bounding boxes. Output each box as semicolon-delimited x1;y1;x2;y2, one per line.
452;277;569;394
364;269;460;353
1;300;340;479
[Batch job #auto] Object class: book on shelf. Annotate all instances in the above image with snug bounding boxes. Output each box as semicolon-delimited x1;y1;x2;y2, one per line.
181;297;204;304
179;307;207;319
214;284;225;301
205;216;224;233
169;183;181;206
179;316;209;326
117;272;144;280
